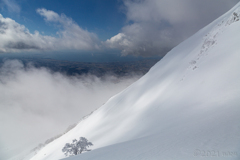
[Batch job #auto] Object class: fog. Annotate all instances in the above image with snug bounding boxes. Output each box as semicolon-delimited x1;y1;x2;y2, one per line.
0;60;141;159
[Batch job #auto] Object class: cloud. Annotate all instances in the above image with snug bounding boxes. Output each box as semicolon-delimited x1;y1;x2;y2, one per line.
0;8;100;53
36;8;60;22
2;0;20;13
1;1;239;56
0;13;56;52
106;0;239;56
0;59;140;159
36;8;100;50
105;23;173;56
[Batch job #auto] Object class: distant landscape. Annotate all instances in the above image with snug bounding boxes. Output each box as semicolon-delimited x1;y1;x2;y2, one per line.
0;57;161;77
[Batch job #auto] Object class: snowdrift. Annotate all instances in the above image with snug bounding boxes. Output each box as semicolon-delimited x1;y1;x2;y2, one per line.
31;3;240;160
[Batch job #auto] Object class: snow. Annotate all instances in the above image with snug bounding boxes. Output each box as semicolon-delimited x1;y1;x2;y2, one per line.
30;2;240;160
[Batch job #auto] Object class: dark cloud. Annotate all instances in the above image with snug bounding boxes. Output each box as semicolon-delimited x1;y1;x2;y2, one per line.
5;41;40;49
0;21;7;34
106;0;240;56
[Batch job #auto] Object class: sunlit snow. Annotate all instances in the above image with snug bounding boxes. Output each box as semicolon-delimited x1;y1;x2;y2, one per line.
31;3;240;160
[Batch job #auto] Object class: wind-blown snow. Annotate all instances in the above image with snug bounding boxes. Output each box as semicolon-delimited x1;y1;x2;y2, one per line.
30;3;240;160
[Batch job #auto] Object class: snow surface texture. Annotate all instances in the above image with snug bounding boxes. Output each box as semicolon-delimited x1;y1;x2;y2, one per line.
30;3;240;160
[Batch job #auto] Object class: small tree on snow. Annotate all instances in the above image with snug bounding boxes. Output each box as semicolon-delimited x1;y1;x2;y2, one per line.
62;137;93;156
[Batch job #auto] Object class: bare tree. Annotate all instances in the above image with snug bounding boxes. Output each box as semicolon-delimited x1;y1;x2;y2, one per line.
62;137;93;156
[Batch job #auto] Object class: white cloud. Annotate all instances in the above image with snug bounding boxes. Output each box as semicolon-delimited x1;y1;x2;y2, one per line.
106;0;239;56
36;8;101;50
2;0;20;13
0;60;140;159
0;8;101;53
0;14;54;52
106;23;173;56
36;8;60;22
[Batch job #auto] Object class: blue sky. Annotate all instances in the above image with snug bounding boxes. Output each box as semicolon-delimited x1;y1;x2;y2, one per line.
0;0;239;57
1;0;125;40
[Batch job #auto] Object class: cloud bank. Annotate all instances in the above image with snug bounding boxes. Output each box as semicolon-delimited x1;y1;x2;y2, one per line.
0;1;239;56
36;8;100;50
0;60;140;159
106;0;239;56
0;8;100;53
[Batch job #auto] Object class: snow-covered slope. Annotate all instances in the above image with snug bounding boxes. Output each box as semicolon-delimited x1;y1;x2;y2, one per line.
31;3;240;160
